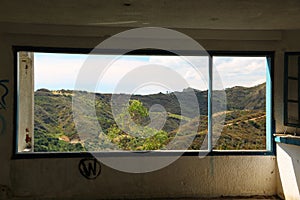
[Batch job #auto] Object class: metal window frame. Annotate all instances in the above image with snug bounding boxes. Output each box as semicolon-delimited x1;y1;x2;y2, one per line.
12;46;275;159
284;52;300;127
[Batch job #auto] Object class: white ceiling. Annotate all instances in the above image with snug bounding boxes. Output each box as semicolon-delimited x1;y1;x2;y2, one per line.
1;0;300;30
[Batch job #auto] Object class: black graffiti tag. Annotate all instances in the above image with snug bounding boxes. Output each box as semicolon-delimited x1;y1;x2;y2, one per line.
0;115;5;135
0;80;9;110
78;158;101;180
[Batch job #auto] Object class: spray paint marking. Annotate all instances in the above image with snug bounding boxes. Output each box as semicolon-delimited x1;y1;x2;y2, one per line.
0;80;9;110
78;158;101;179
0;115;5;135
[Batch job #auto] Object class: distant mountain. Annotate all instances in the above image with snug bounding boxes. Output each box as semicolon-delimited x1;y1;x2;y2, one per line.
171;109;266;150
225;83;266;110
120;82;266;118
33;83;266;152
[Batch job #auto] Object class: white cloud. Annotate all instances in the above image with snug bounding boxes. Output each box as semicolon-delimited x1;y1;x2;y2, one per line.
34;53;267;94
34;53;87;90
213;57;266;89
97;55;209;93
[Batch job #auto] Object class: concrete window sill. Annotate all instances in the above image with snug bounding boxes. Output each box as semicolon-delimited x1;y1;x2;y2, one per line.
274;134;300;146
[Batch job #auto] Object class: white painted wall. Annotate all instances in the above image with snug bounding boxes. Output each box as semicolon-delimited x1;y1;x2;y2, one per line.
277;143;300;200
7;156;276;199
17;52;34;152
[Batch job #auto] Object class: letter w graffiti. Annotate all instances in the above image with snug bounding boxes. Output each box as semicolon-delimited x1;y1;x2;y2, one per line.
78;158;101;179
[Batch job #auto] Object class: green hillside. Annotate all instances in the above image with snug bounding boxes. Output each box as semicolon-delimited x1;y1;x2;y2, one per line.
33;83;266;152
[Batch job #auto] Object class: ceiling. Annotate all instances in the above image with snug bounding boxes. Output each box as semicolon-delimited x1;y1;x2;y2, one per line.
1;0;300;30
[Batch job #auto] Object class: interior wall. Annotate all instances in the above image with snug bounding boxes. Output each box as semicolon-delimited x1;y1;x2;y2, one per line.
277;143;300;200
8;156;276;199
0;23;294;199
274;31;300;200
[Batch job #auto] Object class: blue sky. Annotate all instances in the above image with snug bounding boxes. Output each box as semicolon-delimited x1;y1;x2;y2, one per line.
34;53;266;94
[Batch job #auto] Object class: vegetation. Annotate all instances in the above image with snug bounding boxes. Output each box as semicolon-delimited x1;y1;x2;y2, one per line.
33;83;266;152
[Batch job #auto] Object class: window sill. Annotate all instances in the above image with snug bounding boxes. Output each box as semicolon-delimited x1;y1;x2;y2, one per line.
274;134;300;146
12;150;274;159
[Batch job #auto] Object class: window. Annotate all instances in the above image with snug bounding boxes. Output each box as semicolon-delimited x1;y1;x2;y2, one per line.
213;55;272;150
14;47;273;155
284;52;300;127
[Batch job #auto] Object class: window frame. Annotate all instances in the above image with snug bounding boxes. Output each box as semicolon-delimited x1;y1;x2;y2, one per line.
284;52;300;128
12;46;275;159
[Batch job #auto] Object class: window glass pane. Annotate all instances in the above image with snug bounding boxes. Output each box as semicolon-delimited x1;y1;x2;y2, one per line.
28;53;210;152
285;54;300;127
288;79;298;101
213;56;267;150
287;102;299;124
17;51;271;153
288;55;298;78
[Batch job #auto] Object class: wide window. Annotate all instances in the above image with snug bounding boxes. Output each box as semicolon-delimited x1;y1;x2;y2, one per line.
14;48;273;155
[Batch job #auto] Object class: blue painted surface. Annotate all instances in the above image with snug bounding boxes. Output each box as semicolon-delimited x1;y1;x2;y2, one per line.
208;56;212;151
266;57;272;151
275;136;300;146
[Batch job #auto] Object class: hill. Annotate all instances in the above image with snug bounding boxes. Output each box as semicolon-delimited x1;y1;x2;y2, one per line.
225;83;266;110
33;83;266;152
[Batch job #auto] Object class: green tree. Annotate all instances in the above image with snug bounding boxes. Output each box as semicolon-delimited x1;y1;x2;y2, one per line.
128;100;148;122
107;100;168;150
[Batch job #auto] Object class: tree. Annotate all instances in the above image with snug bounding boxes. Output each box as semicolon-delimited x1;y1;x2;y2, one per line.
128;100;148;122
107;99;169;150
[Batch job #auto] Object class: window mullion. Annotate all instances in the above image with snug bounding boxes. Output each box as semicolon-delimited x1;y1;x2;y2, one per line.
208;56;213;152
18;52;34;152
266;56;272;151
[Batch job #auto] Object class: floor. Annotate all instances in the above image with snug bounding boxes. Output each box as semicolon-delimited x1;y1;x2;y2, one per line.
12;196;283;200
137;197;282;200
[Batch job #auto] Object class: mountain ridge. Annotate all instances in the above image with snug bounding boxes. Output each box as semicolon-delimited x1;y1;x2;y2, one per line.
33;82;266;152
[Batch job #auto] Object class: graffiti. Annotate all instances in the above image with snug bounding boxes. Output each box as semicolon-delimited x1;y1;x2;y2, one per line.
78;158;101;179
0;184;12;199
0;80;8;135
0;80;9;110
0;115;5;135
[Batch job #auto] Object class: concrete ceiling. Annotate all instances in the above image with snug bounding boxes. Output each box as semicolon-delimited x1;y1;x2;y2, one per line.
1;0;300;30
